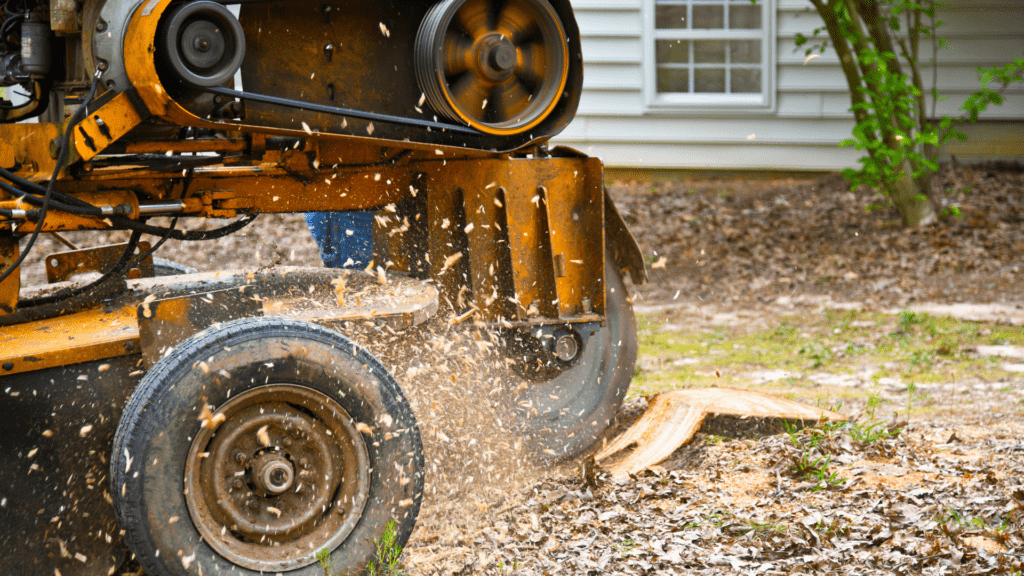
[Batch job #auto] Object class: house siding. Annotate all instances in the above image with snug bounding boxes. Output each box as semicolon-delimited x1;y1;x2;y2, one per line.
555;0;1024;170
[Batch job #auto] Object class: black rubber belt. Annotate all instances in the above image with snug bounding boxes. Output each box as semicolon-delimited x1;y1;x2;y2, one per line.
204;86;479;135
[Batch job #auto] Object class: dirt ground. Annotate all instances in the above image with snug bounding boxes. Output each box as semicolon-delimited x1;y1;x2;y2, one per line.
17;162;1024;575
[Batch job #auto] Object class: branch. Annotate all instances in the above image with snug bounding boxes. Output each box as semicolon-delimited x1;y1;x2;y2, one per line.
839;0;901;150
858;0;905;77
895;34;928;132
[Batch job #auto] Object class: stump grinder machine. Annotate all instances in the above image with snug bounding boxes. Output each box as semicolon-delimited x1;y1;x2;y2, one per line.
0;0;648;574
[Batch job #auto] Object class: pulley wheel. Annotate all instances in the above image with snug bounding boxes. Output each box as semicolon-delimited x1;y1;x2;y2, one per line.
415;0;569;135
161;0;245;87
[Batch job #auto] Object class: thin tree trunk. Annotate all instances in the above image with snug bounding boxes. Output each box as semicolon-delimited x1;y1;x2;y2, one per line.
888;160;936;226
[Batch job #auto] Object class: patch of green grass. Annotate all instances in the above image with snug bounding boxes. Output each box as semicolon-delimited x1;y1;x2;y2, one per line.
848;420;900;443
799;342;831;368
741;520;790;537
614;538;637;554
634;309;1022;406
318;520;406;576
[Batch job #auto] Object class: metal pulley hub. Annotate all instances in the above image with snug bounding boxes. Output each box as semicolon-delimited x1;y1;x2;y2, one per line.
160;0;245;87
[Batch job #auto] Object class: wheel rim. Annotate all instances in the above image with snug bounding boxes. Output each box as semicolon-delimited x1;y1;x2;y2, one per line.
184;384;369;572
415;0;569;135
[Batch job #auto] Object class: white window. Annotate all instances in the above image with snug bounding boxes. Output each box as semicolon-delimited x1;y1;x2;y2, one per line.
645;0;774;111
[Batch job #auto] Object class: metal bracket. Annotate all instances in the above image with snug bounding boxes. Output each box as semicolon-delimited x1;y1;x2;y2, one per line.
45;241;154;283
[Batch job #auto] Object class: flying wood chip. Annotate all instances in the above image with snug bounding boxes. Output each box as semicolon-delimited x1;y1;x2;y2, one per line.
595;387;846;478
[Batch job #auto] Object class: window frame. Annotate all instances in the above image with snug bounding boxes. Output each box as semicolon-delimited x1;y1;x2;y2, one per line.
643;0;777;114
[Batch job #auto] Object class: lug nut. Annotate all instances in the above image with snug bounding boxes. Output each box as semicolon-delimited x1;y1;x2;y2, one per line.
235;452;247;463
232;478;244;489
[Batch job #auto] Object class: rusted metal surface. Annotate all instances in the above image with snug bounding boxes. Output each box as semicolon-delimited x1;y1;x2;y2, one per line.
425;183;472;308
3;267;438;376
0;236;18;315
184;384;369;571
0;304;139;376
46;241;155;283
543;160;604;317
71;91;150;162
0;123;60;174
503;178;558;320
137;288;263;368
121;138;249;155
462;183;516;321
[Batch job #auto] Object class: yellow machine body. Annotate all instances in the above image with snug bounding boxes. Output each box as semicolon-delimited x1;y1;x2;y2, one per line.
0;0;646;574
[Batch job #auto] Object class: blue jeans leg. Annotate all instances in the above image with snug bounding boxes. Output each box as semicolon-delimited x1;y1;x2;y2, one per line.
304;211;374;269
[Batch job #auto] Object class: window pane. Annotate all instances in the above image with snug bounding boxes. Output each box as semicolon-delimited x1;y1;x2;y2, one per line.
730;40;760;64
657;67;690;93
729;4;761;29
693;40;725;64
655;5;688;29
694;68;725;92
731;68;761;92
692;5;724;29
656;39;690;63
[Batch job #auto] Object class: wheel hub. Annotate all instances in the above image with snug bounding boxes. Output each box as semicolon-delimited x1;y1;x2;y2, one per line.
184;385;370;571
251;452;295;496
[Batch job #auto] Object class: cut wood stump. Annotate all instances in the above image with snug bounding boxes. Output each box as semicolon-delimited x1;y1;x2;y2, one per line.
595;387;846;479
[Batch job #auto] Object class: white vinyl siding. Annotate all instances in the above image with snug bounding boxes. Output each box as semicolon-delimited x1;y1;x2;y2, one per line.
556;0;1024;170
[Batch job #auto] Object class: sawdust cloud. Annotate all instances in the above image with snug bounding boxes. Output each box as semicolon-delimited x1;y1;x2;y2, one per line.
342;312;564;562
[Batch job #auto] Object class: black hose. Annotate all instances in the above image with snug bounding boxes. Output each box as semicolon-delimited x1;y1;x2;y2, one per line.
0;178;105;216
19;229;142;308
19;216;180;309
0;274;127;327
0;73;99;286
126;217;178;269
0;165;99;212
109;212;258;241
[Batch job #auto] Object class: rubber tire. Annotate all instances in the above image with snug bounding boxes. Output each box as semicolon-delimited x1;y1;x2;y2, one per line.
514;252;638;458
152;257;198;276
110;317;424;576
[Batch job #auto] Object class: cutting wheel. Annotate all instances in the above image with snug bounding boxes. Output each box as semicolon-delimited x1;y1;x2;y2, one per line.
415;0;569;135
